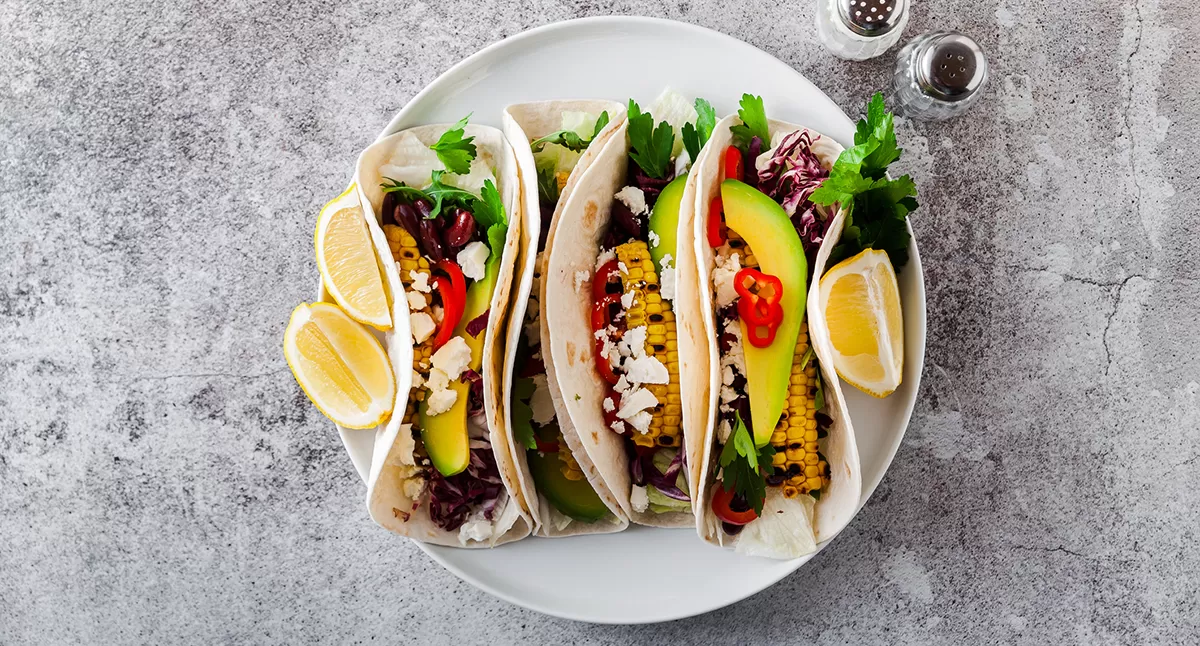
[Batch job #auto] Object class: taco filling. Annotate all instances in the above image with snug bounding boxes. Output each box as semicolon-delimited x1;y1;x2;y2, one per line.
511;110;615;527
588;93;715;515
704;96;837;546
377;116;514;539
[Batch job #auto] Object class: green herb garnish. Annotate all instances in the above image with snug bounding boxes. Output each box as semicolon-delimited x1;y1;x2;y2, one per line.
511;376;537;450
810;93;918;268
429;114;477;175
536;166;560;206
717;412;776;515
729;94;769;151
627;100;675;179
531;111;611;153
681;97;717;161
380;174;506;257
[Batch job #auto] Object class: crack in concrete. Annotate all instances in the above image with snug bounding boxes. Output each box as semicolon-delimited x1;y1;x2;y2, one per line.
1012;544;1088;559
1102;275;1140;377
129;367;290;383
1123;0;1145;224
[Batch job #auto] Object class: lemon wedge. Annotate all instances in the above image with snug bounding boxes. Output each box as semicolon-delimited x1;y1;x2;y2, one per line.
818;249;904;398
284;302;395;429
315;185;392;330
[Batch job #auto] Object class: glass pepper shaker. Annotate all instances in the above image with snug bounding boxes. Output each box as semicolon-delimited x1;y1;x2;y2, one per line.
816;0;910;61
892;31;988;120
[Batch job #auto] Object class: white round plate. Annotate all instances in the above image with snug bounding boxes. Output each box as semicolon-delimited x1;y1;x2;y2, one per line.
337;16;926;624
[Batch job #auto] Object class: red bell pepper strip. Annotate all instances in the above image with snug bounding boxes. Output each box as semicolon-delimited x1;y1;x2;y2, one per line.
707;197;726;248
711;483;758;525
591;293;623;386
534;436;561;454
723;145;744;183
594;339;620;385
430;275;463;350
593;259;622;301
435;259;466;307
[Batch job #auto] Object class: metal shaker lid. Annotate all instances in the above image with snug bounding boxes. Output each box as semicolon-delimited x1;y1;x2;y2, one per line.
838;0;907;37
917;32;988;101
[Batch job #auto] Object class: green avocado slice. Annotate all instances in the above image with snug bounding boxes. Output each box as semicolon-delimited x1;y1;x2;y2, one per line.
527;441;609;523
648;175;688;273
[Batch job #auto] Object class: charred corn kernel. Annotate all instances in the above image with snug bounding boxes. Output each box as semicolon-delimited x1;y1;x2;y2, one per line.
769;320;826;495
556;170;570;193
386;224;435;389
616;241;681;448
782;486;798;498
726;230;758;267
558;441;585;481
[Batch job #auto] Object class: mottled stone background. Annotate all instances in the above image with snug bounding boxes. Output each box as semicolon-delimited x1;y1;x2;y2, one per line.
2;0;1198;643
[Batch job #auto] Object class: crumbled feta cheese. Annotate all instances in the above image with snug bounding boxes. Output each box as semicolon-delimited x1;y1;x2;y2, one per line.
426;368;449;392
618;387;659;420
524;316;540;347
674;149;692;177
712;252;742;307
717;419;733;444
409;270;431;293
574;270;590;294
630;485;649;512
622;326;648;358
623;355;669;385
618;261;628;275
595;248;616;270
425;386;458;416
659;254;676;301
594;328;619;367
615;186;649;215
620;291;635;310
456;241;490;281
410;312;435;344
431;305;444;323
407;291;427;311
720;384;739;404
610;420;627;434
602;396;615;412
530;374;555;425
627;410;653;434
411;370;425;389
648;230;661;249
722;365;735;386
722;324;747;376
402;474;426;501
458;512;494;543
614;375;630;393
431;336;472;380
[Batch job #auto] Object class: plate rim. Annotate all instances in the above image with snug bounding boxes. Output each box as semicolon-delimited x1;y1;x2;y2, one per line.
347;15;927;624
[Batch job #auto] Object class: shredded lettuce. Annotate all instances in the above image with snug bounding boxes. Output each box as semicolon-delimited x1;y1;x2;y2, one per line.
734;490;817;559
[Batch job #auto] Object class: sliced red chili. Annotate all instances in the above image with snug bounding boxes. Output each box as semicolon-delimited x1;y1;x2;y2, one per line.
594;338;620;386
707;196;726;248
431;275;463;350
723;145;744;183
593;259;622;301
734;267;785;348
711;483;757;525
743;309;782;348
601;389;622;430
591;293;622;332
435;259;466;306
534;437;561;454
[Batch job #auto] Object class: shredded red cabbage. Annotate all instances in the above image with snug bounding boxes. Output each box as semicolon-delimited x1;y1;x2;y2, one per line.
756;130;830;249
460;369;483;416
427;443;504;531
643;450;690;502
466;309;489;338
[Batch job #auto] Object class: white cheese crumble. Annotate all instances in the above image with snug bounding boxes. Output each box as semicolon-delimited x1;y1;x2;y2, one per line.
602;396;616;412
431;336;472;381
431;305;444;323
407;291;427;311
409;270;431;293
456;241;490;281
610;420;627;434
720;384;739;404
618;387;659;420
615;186;649;216
411;370;425;389
574;270;590;294
402;474;426;501
530;374;555;425
717;419;733;444
614;375;631;393
620;291;635;310
630;485;649;513
410;312;435;344
722;365;735;386
425;384;457;416
712;252;742;308
660;254;676;301
623;355;669;385
648;230;661;249
458;511;495;543
595;248;616;271
627;411;653;434
618;325;647;359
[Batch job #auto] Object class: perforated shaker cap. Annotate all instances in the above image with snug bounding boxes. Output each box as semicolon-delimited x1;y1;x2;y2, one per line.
837;0;907;37
917;32;988;101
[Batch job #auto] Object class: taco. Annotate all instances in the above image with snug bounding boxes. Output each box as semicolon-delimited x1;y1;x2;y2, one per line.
500;100;631;536
357;118;531;547
684;95;862;558
540;90;715;527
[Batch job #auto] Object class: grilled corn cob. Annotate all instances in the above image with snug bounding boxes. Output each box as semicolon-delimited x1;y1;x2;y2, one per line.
725;229;758;268
615;241;681;449
769;319;830;496
557;438;584;480
385;224;434;424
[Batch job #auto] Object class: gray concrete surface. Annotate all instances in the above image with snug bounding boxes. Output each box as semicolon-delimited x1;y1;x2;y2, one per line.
3;0;1198;643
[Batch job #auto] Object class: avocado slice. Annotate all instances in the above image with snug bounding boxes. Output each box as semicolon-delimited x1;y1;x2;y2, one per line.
417;242;502;476
527;442;610;523
648;175;688;273
720;179;808;447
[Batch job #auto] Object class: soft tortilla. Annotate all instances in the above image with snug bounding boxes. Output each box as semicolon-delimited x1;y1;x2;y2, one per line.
541;120;695;528
356;124;531;547
686;115;863;549
501;100;629;537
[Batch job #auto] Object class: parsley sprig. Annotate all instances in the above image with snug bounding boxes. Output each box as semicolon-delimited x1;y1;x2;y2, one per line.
682;98;717;162
429;115;477;175
718;412;776;515
627;100;675;179
536;166;560;206
531;111;611;153
730;94;770;151
379;174;508;257
810;93;918;268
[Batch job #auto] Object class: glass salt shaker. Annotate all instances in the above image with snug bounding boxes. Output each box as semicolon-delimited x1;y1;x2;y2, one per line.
816;0;910;61
892;31;988;120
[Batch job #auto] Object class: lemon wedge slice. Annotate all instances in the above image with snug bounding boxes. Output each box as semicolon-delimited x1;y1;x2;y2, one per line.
818;249;904;398
315;185;392;330
284;302;395;429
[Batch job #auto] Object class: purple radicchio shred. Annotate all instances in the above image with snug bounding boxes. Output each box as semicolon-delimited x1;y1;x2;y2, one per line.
756;130;830;250
629;165;674;207
742;136;764;190
626;441;646;486
643;451;691;502
427;444;504;532
460;369;484;416
610;200;645;241
465;309;489;338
